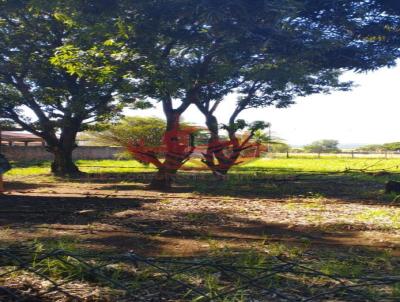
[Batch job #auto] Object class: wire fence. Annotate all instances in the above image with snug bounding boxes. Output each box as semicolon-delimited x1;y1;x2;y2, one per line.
1;247;400;301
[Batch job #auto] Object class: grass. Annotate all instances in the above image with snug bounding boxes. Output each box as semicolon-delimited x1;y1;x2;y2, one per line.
237;157;400;174
6;157;400;177
6;159;154;176
5;239;396;301
2;157;400;300
356;208;400;229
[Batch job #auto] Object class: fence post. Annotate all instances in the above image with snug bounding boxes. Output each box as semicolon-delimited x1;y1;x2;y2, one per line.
0;130;3;193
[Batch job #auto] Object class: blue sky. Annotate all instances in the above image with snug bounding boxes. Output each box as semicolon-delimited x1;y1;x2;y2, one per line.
127;65;400;147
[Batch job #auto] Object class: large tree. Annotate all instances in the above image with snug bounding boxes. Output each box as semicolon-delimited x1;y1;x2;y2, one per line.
107;0;341;184
116;0;400;179
0;0;135;175
5;0;398;186
96;0;399;186
162;0;400;176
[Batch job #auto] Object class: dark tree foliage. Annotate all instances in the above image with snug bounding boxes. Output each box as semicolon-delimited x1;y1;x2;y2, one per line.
1;0;400;186
0;0;135;175
115;0;400;177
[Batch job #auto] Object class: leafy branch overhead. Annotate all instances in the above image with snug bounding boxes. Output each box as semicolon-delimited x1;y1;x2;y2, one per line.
0;0;137;175
1;0;400;182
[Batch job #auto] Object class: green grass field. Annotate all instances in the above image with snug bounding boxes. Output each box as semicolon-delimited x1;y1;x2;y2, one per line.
6;157;400;176
239;157;400;173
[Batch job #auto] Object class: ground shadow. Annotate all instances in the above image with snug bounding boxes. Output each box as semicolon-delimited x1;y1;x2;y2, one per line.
0;195;157;226
4;181;56;191
70;169;400;204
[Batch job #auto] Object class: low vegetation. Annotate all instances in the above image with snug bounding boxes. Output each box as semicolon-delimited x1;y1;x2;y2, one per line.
1;157;400;300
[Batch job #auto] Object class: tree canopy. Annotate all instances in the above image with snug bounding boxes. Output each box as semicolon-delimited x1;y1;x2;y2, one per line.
357;142;400;152
304;140;341;154
1;0;400;185
120;0;400;176
0;0;136;174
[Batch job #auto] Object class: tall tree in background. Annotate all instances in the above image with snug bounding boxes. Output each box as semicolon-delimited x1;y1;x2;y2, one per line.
304;140;341;154
0;0;136;175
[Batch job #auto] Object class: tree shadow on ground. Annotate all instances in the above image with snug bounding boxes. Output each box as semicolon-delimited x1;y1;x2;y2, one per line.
68;169;400;205
175;172;399;205
69;172;156;184
0;195;156;226
99;208;400;253
3;181;56;191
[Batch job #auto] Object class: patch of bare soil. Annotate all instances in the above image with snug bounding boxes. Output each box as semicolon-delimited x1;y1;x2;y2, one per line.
1;175;399;256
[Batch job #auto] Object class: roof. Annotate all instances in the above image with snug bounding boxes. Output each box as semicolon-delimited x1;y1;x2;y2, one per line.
0;131;44;142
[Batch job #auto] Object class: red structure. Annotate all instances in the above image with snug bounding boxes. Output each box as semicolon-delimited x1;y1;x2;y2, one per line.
127;125;267;180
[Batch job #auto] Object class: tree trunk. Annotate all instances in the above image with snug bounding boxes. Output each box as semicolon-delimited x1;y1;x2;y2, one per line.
149;111;187;190
48;123;82;177
50;147;80;176
149;167;177;190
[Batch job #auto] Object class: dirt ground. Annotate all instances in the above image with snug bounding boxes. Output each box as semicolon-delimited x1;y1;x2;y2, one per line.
1;173;400;257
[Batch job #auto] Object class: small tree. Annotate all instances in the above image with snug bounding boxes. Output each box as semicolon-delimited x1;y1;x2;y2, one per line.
304;140;341;154
84;117;166;149
252;131;289;155
85;116;200;183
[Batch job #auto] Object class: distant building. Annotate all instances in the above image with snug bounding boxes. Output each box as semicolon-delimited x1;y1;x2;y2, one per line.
0;131;45;146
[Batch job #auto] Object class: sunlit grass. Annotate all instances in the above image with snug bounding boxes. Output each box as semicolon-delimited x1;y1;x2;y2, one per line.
76;159;155;173
6;159;155;176
356;208;400;229
237;158;400;174
5;157;400;177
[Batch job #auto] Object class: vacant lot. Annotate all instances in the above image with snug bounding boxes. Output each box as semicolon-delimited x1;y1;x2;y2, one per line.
1;158;400;301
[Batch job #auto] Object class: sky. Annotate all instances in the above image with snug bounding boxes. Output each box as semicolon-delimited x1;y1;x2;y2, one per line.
126;65;400;147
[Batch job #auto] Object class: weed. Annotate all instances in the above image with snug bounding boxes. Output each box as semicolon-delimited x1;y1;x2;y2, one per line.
264;242;305;259
356;208;400;229
392;283;400;298
319;259;363;278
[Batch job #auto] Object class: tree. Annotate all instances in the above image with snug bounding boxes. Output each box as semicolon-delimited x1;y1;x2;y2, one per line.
358;142;400;152
0;0;135;175
0;119;18;131
382;142;400;152
84;117;166;149
110;0;400;184
111;0;349;180
252;130;289;154
188;0;400;175
81;116;166;161
7;0;398;186
304;140;341;154
356;144;386;152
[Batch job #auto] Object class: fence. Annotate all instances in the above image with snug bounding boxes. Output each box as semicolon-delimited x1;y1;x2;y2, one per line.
3;144;400;163
272;152;400;159
1;247;400;301
1;146;124;161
